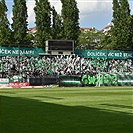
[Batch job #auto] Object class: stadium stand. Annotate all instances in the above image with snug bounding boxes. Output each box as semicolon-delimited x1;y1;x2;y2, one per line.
0;55;132;82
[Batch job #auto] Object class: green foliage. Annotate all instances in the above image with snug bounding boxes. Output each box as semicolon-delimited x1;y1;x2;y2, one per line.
51;6;63;39
77;28;104;49
34;0;51;47
129;15;133;49
61;0;80;46
0;0;12;46
100;29;113;49
25;33;34;47
0;2;2;16
12;0;29;46
104;0;132;50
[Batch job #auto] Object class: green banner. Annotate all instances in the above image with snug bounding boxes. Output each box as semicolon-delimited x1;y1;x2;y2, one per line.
59;75;82;87
81;73;133;86
0;46;45;57
75;50;133;59
117;74;133;86
59;73;133;87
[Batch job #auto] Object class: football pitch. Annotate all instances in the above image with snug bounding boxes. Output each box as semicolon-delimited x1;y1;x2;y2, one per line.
0;86;133;133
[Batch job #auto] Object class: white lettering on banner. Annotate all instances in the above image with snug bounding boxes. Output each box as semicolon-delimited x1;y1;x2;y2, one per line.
0;49;5;54
30;50;34;54
12;50;19;54
97;52;106;56
108;52;122;57
0;49;12;55
20;50;23;55
108;52;114;57
124;53;128;57
123;53;132;58
115;53;120;57
5;50;11;54
119;53;122;57
20;50;34;55
16;50;19;54
12;50;17;54
0;47;44;56
87;52;106;57
87;51;132;58
0;49;36;55
25;50;30;54
87;52;93;56
5;50;7;54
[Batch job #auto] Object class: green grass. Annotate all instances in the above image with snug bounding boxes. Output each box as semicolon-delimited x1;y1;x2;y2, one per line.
0;86;133;133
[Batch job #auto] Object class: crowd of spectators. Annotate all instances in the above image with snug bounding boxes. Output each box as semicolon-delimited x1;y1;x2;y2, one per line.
0;55;132;81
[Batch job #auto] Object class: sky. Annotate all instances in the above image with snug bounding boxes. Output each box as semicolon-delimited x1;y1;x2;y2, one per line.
5;0;133;30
